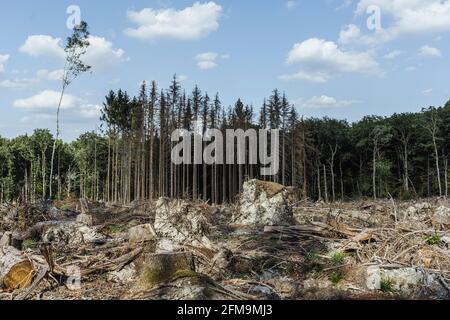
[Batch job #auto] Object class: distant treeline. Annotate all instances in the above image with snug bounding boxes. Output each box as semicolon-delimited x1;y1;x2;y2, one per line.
1;76;449;203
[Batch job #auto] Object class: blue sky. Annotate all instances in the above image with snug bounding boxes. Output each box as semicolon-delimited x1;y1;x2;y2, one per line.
0;0;449;140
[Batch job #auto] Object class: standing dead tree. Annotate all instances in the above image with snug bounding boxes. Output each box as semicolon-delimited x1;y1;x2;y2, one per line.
49;21;91;199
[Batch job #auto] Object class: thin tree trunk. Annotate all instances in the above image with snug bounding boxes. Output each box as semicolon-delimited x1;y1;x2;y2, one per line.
317;167;321;201
323;165;328;203
49;85;66;199
340;161;344;202
432;136;442;196
373;144;377;200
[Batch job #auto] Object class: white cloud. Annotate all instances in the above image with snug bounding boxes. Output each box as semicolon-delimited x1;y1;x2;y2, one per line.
125;2;222;41
178;75;188;82
383;50;403;59
280;71;331;83
83;36;126;70
19;35;125;70
405;66;418;72
198;61;217;70
419;45;442;57
37;69;64;81
422;88;433;96
285;38;380;82
339;24;362;44
78;104;102;119
0;78;39;89
0;54;10;73
19;35;65;59
195;51;228;70
0;69;66;89
353;0;450;44
196;52;219;61
337;0;353;11
299;95;361;109
286;1;297;9
13;90;81;110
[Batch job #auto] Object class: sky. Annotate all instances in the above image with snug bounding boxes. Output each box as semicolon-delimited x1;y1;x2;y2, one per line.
0;0;449;141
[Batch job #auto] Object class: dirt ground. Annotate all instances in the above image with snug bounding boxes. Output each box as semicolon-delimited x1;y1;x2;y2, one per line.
0;194;449;300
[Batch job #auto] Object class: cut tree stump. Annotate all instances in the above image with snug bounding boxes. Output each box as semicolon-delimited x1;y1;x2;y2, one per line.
0;246;35;291
128;224;157;244
138;252;196;288
0;232;23;250
79;198;90;214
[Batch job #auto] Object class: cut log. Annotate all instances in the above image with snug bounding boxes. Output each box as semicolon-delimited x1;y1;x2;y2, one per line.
0;246;35;291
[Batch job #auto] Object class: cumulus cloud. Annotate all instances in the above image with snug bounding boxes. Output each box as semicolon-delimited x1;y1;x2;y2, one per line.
422;88;433;96
299;95;361;109
19;35;125;70
13;90;81;110
283;38;380;82
0;69;65;89
36;69;65;81
419;45;442;57
351;0;450;44
13;90;103;123
286;1;297;9
383;50;403;59
0;78;39;89
83;36;126;70
280;71;331;83
336;0;353;11
339;24;362;44
78;104;102;119
195;52;229;70
19;35;65;59
0;54;10;73
125;2;222;41
405;66;418;72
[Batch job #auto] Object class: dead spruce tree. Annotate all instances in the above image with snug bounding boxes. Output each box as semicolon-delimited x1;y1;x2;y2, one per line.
49;21;91;199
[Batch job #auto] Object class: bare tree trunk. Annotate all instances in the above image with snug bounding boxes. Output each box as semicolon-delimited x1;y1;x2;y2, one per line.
445;157;448;198
42;151;46;200
323;165;328;203
404;144;409;193
49;86;66;199
432;136;442;196
328;144;337;202
427;155;431;198
340;161;344;202
373;144;377;201
317;167;321;201
107;135;111;202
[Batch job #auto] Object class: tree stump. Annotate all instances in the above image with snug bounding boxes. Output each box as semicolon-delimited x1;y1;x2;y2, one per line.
138;252;195;288
0;246;35;291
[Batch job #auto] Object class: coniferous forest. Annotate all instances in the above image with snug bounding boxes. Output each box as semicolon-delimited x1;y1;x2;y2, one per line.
1;77;450;204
